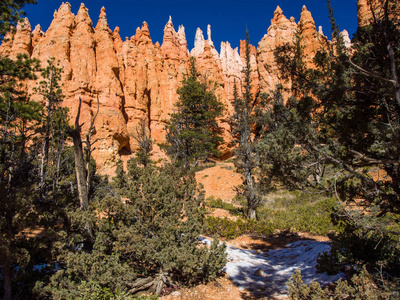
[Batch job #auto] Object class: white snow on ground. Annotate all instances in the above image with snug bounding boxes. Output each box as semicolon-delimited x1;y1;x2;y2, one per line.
200;237;345;298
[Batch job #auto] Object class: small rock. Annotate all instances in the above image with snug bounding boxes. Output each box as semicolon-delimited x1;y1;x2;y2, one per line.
254;268;267;277
171;291;181;297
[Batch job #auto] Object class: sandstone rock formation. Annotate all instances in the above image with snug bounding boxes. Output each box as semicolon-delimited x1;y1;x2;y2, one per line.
257;5;329;98
357;0;399;28
0;2;348;169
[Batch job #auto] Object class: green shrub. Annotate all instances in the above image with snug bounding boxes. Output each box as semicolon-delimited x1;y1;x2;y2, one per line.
204;216;274;240
38;160;227;298
206;196;244;216
257;191;337;235
191;162;217;172
287;268;397;299
317;211;400;277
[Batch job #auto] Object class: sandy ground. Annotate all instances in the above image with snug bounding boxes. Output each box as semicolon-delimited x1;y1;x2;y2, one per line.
195;162;242;201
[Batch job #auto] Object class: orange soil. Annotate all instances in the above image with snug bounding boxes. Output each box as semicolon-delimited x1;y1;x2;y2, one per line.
195;162;242;201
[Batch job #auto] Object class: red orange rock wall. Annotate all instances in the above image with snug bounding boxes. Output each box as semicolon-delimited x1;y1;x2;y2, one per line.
0;2;346;169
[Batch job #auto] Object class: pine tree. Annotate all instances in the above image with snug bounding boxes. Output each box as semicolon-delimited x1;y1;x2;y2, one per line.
0;26;42;300
34;59;69;199
230;31;266;219
0;3;46;300
39;158;227;298
0;0;37;41
164;57;224;170
130;119;153;167
258;0;400;279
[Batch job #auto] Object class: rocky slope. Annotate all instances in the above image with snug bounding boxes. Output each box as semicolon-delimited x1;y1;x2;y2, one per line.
0;2;351;170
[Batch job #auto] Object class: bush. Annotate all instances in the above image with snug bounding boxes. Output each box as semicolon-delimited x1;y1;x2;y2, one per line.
206;196;243;216
37;159;227;298
317;211;400;277
257;191;338;235
204;216;274;240
287;268;398;299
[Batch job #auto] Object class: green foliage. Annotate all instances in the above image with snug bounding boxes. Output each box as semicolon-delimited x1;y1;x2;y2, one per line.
163;57;224;170
287;268;397;300
257;191;338;236
0;0;37;40
112;159;128;196
317;210;400;276
40;158;227;298
0;9;55;297
206;196;243;216
67;281;148;300
34;59;70;200
204;216;274;240
191;162;216;173
258;0;400;279
256;85;328;192
134;296;158;300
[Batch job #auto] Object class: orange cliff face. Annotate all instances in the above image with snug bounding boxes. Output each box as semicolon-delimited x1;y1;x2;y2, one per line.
257;5;332;99
0;2;345;170
357;0;399;28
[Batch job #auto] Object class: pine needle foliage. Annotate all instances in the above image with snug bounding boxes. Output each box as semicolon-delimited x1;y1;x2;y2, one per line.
0;0;37;41
39;158;227;298
258;0;400;281
230;31;267;219
163;57;224;170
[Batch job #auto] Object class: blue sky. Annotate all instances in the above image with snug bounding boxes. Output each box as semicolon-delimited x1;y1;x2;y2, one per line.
23;0;358;52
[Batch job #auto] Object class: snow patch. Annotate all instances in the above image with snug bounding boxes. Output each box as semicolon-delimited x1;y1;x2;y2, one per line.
201;237;345;298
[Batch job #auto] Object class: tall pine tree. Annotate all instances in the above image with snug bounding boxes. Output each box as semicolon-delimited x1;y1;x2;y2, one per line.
164;57;224;170
230;31;266;220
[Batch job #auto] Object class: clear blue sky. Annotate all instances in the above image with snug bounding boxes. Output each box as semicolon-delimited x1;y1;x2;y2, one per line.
23;0;358;52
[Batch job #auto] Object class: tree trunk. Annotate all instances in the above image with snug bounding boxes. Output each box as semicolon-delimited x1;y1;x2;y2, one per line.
39;68;55;193
70;130;89;211
2;259;12;300
67;97;93;238
248;207;257;220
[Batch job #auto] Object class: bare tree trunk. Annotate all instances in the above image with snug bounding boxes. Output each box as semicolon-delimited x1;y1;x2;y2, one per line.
84;96;99;198
67;97;89;211
67;97;98;239
248;207;257;220
70;129;89;211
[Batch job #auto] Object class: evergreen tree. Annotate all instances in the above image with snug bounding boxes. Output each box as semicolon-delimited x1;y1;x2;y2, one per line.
164;57;224;170
258;0;400;280
0;3;44;299
0;57;76;299
130;119;153;167
34;58;69;199
230;31;266;219
39;158;227;298
0;0;37;41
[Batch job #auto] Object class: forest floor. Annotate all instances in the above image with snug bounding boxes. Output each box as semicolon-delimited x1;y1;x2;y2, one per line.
160;161;343;300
